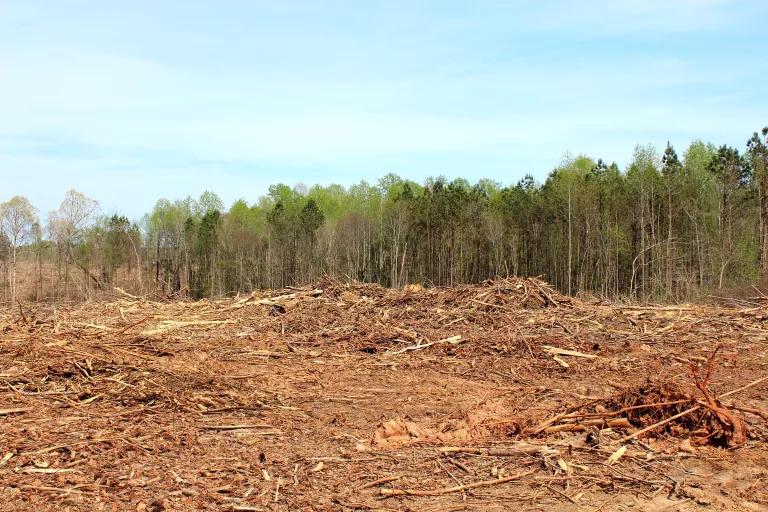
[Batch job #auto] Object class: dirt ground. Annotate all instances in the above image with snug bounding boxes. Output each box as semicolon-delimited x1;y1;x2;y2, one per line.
1;278;767;511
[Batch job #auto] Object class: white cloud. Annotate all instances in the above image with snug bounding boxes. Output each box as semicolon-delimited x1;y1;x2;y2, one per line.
0;0;764;217
0;42;754;166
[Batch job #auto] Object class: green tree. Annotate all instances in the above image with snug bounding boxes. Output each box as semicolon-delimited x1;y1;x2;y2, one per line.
299;198;325;239
708;145;749;287
747;127;768;273
193;209;221;297
662;142;682;296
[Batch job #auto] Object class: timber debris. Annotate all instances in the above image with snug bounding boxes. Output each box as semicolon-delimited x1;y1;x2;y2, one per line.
0;277;766;510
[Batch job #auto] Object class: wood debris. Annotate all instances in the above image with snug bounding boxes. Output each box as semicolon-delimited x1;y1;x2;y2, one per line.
0;276;766;510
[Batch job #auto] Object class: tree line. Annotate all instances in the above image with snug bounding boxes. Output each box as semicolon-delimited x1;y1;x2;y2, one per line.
2;127;767;303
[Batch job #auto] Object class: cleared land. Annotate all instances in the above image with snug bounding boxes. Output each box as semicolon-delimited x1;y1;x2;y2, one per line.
0;278;767;511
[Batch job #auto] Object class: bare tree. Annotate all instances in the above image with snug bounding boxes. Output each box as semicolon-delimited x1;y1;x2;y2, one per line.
0;196;38;304
47;190;101;297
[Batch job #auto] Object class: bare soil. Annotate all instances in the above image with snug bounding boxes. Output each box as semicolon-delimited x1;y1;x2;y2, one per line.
1;278;766;511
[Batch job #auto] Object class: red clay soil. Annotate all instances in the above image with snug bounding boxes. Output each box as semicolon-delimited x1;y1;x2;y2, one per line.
0;278;767;511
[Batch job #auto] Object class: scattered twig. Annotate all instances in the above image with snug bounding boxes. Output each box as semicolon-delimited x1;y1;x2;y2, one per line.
359;475;402;490
0;407;29;416
386;335;463;355
543;346;598;359
439;444;559;457
380;470;535;496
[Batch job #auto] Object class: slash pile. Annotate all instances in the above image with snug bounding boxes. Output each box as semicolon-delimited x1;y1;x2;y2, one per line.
0;277;767;511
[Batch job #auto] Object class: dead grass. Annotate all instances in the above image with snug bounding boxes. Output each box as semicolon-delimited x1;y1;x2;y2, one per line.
0;277;767;511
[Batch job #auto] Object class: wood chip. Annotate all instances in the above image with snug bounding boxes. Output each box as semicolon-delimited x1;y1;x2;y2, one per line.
605;446;627;466
543;346;598;358
0;407;30;416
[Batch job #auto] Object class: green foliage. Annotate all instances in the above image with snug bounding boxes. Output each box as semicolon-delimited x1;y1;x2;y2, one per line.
101;214;134;281
299;199;325;236
197;191;224;215
708;145;749;190
7;125;768;301
662;142;682;181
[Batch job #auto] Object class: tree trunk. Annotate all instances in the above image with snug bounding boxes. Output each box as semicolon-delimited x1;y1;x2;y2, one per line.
568;184;573;295
760;182;768;274
666;186;673;297
9;245;16;305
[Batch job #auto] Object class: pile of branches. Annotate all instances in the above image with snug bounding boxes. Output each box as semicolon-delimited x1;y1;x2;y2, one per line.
532;347;748;447
432;277;572;311
604;377;745;447
314;275;571;309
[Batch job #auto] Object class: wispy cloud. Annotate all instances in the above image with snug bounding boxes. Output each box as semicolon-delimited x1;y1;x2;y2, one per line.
0;1;765;216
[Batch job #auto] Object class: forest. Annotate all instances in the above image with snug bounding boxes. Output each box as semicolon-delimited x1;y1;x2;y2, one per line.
2;127;767;303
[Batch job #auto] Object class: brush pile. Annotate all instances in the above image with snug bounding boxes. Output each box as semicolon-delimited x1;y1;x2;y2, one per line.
535;375;751;448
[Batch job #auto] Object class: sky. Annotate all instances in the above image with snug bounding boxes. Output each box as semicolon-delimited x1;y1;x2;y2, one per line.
1;0;767;219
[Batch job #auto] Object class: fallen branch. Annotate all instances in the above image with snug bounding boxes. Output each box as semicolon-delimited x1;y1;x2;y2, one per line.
200;424;278;431
386;335;463;355
439;444;558;457
112;314;153;336
114;287;142;300
16;485;89;494
543;346;598;359
726;403;768;421
0;407;29;416
719;375;768;399
527;399;603;435
617;405;701;443
358;475;401;490
230;289;324;310
23;467;75;474
380;470;535;496
545;417;631;433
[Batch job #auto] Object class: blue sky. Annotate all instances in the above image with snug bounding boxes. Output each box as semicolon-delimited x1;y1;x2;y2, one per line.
1;0;767;219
